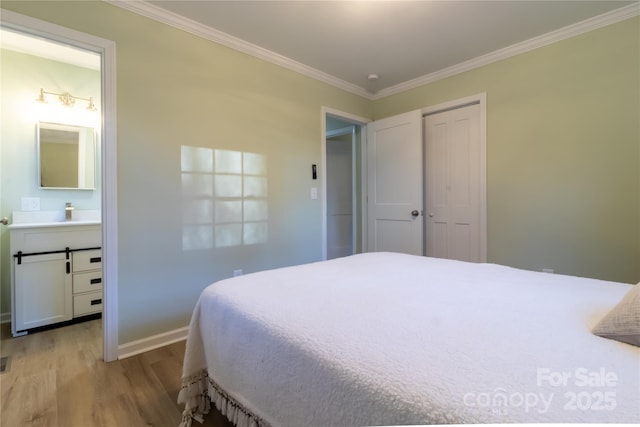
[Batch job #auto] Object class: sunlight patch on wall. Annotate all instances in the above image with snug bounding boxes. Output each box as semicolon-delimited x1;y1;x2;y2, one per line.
181;146;268;251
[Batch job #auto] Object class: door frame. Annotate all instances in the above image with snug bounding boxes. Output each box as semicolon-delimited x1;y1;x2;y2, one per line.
421;93;487;262
1;10;119;361
320;107;370;260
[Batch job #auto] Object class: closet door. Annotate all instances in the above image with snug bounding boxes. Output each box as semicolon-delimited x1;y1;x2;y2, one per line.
366;110;423;255
424;104;481;262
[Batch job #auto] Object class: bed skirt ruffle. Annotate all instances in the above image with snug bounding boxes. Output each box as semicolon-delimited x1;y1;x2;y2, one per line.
178;369;271;427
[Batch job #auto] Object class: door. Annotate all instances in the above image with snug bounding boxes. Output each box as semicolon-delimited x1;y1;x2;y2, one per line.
424;104;482;262
14;252;73;332
326;132;354;259
366;110;423;255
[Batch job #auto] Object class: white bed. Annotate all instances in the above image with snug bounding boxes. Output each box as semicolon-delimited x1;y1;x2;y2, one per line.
179;252;640;426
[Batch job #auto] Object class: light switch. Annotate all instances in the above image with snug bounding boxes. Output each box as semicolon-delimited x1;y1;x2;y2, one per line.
310;187;318;200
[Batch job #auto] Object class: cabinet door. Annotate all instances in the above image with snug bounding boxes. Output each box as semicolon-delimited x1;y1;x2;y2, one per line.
14;253;73;332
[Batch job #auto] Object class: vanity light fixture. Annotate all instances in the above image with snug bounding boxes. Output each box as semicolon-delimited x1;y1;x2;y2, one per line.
36;88;97;111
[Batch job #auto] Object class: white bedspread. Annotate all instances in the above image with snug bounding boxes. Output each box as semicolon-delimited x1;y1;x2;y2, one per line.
179;252;640;426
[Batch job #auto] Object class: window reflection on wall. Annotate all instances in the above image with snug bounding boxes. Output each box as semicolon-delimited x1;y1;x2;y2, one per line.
181;146;268;250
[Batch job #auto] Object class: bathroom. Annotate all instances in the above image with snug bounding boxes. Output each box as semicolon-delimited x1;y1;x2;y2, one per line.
0;29;102;333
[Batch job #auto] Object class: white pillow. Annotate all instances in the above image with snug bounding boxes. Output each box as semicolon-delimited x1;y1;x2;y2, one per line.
592;283;640;347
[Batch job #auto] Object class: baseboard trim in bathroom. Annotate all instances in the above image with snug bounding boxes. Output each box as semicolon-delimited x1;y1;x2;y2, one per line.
0;356;10;373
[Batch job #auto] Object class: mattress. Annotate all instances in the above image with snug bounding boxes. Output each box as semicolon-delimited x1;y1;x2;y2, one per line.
179;252;640;426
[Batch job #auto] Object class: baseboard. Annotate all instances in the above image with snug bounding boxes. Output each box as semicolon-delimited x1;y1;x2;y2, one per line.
118;326;189;360
1;312;10;324
1;310;187;359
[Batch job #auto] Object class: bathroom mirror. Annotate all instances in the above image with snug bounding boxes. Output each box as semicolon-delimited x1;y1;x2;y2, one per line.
37;122;96;190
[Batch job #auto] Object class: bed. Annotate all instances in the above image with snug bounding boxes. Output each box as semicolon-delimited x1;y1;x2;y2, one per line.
178;252;640;426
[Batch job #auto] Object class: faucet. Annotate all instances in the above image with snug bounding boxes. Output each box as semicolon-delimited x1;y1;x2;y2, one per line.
65;202;74;220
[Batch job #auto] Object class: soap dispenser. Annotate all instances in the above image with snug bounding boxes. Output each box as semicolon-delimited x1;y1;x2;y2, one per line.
65;202;74;220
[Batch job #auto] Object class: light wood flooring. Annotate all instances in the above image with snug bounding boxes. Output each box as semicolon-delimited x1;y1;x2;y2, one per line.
0;319;233;427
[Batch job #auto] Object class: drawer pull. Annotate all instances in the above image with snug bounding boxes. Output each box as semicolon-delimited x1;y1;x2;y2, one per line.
90;278;102;285
66;261;70;274
90;257;101;263
90;299;102;306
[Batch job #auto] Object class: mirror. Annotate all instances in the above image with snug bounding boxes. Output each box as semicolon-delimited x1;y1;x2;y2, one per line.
37;122;96;190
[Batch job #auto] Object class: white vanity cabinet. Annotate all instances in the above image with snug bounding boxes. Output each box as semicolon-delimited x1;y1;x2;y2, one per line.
9;222;101;337
72;249;103;317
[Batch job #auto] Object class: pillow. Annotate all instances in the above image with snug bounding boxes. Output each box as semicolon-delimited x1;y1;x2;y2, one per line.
592;283;640;347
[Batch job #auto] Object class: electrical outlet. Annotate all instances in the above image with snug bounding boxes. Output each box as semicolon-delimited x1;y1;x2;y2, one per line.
21;197;40;211
310;187;318;200
233;269;243;277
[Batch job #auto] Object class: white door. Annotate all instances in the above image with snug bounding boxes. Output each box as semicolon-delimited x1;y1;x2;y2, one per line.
326;133;354;259
424;104;482;262
366;110;423;255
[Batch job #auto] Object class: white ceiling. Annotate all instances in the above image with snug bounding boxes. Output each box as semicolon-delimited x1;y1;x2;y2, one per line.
0;28;100;70
141;0;637;97
3;1;637;98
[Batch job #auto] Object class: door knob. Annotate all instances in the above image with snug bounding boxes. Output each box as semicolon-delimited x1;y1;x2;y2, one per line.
411;210;419;217
0;217;8;225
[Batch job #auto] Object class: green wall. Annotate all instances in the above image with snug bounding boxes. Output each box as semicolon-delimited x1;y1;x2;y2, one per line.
374;17;640;284
1;1;371;343
1;2;637;347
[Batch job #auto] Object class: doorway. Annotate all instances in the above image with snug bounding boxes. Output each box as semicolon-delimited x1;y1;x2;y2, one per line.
0;10;118;361
321;108;369;260
326;126;356;259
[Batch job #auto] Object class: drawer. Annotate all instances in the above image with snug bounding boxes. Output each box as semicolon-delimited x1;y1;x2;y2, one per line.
73;271;103;293
74;292;102;317
73;249;102;272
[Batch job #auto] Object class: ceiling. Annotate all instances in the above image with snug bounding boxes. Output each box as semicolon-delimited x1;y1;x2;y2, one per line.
2;1;637;98
142;0;637;97
0;28;100;70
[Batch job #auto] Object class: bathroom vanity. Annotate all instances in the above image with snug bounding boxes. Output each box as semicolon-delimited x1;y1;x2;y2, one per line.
9;211;102;337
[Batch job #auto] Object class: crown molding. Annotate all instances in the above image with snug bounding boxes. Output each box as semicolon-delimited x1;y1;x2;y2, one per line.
106;1;639;101
104;0;371;99
373;2;640;100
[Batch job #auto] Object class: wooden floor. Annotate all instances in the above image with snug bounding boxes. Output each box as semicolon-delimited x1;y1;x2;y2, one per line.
0;319;233;427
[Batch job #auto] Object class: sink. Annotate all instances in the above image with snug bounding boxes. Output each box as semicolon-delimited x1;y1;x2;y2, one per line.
70;209;101;222
9;210;101;229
